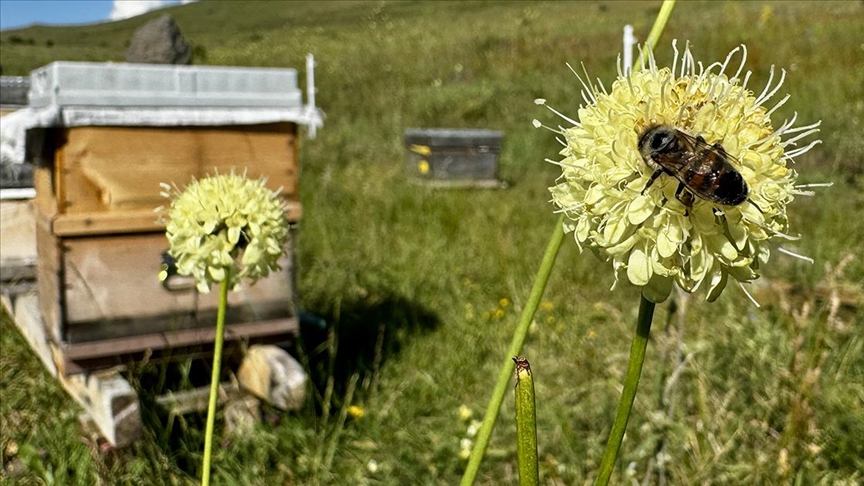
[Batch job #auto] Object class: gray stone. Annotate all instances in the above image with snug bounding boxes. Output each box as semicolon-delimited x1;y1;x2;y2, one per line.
125;14;191;65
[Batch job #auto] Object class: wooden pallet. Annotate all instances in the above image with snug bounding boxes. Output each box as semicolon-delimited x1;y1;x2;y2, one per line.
2;292;306;447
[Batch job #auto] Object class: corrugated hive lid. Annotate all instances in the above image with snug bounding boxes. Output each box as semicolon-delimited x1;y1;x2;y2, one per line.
404;128;503;148
29;62;302;109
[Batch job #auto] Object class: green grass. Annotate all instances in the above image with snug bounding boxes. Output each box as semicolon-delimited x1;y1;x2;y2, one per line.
2;1;864;484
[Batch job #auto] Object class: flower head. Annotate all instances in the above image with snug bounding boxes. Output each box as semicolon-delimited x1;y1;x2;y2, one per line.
161;173;288;293
539;42;821;303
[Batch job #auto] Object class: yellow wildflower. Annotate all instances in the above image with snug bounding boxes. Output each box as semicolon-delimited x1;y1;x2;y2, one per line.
347;405;365;419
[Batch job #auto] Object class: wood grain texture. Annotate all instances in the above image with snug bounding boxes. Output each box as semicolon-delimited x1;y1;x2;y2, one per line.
58;124;298;214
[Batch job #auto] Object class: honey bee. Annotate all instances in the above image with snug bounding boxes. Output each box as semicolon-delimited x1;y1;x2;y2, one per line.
638;124;748;207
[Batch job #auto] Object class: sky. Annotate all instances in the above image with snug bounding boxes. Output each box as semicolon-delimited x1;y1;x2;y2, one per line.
0;0;195;31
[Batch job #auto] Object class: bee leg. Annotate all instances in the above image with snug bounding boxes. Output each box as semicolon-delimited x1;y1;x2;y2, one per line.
641;169;664;195
746;198;764;213
716;213;745;253
710;141;732;157
674;183;694;215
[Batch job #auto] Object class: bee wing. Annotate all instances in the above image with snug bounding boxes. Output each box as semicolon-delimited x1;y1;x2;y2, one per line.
651;140;703;173
674;129;743;167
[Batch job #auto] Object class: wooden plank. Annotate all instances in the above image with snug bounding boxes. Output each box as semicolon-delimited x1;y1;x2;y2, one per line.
60;127;195;213
35;216;63;342
50;201;302;237
61;232;294;331
197;123;299;201
0;258;36;283
64;316;298;361
62;232;176;325
52;208;164;236
408;178;507;189
156;383;243;416
58;124;298;215
6;293;142;447
0;199;37;264
63;371;141;447
3;292;58;376
156;383;260;436
32;165;58;220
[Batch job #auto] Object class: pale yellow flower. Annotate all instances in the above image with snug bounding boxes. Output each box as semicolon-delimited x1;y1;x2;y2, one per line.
458;404;473;421
161;173;288;293
538;42;822;303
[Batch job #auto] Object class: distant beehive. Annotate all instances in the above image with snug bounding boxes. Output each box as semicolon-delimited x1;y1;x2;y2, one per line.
404;128;503;187
0;76;30;109
1;76;34;188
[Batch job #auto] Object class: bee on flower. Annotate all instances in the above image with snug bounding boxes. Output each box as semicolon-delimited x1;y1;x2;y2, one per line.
536;41;824;303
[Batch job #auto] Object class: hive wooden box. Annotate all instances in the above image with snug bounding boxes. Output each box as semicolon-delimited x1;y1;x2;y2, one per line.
33;123;301;371
404;128;503;187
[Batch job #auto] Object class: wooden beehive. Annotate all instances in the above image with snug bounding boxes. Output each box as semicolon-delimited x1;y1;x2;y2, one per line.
0;61;322;446
32;123;303;370
404;128;503;187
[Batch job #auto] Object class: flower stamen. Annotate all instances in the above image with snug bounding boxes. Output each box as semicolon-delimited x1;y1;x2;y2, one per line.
737;281;762;308
777;247;815;264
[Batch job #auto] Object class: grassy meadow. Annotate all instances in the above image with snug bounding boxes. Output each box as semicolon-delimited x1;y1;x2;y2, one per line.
2;0;863;484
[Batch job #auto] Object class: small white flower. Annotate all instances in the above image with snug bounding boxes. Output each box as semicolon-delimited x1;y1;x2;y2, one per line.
466;419;482;437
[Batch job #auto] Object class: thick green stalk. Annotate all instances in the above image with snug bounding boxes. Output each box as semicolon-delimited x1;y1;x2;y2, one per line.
201;274;230;486
593;2;675;482
513;357;539;486
594;296;656;486
643;0;676;53
460;215;565;486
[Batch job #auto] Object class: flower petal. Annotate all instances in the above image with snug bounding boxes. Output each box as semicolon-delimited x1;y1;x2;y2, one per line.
642;274;673;303
627;245;652;286
627;195;654;225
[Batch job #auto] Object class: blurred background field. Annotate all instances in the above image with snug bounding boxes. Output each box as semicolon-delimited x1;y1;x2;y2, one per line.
1;1;862;484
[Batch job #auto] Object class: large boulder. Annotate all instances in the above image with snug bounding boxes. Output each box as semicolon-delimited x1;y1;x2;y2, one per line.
125;14;192;65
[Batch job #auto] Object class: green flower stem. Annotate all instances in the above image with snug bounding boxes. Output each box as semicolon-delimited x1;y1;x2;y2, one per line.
594;295;656;486
593;3;674;483
461;215;565;486
513;357;539;486
643;0;676;53
201;273;230;486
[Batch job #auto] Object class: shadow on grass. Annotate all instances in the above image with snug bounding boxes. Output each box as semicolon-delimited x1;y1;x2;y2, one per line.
113;292;439;480
298;292;441;409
